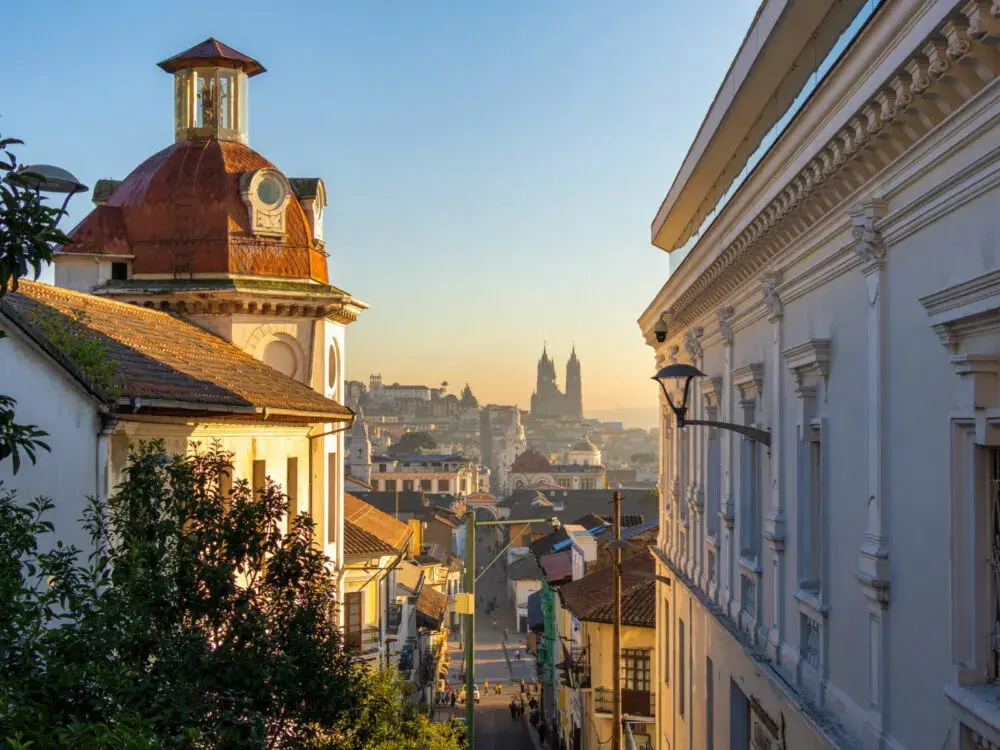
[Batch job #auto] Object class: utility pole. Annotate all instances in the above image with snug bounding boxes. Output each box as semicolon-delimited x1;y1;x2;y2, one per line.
612;489;622;750
464;511;476;750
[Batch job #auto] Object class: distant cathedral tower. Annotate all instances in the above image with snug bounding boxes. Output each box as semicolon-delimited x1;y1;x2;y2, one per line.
530;345;583;418
566;345;582;419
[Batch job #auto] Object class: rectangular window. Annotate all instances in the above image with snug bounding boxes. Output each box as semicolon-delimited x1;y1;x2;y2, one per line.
678;619;686;717
437;478;450;492
678;430;689;521
403;480;414;491
420;479;433;491
707;428;721;537
740;437;761;561
663;600;670;684
286;457;299;519
252;460;266;497
798;421;824;591
111;261;128;281
706;657;715;750
385;479;397;491
379;464;387;472
991;449;1000;680
345;591;363;648
622;649;651;691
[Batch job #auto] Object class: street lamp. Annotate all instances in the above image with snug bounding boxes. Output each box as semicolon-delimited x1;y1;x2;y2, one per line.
652;363;771;446
19;164;88;216
459;511;558;750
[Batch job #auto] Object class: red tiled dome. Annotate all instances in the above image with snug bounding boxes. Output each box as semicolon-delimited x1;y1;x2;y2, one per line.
62;139;327;284
511;449;552;474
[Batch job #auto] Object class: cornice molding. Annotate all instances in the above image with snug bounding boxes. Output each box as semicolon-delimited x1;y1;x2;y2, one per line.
659;1;1000;341
783;339;832;394
920;268;1000;352
700;375;724;408
731;362;764;398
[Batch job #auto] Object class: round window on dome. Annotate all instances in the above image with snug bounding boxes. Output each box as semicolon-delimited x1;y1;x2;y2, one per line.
256;176;284;207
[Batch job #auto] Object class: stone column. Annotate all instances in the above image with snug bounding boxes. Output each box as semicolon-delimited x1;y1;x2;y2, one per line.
717;306;737;617
849;199;890;740
761;272;786;660
685;327;705;585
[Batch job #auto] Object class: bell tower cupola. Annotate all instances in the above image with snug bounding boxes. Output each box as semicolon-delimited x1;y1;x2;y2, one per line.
159;38;265;145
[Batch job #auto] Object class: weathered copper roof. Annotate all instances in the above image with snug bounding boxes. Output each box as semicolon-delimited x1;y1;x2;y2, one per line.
511;449;552;474
558;550;656;628
157;38;266;77
344;493;411;557
0;281;352;422
60;140;328;284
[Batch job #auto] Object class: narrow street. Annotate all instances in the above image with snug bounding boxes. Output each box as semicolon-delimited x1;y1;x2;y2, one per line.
443;527;538;750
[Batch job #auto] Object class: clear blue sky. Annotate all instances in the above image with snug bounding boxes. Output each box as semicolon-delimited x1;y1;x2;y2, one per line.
3;0;760;428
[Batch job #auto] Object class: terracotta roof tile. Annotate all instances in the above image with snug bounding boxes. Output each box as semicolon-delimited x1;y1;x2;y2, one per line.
0;281;351;421
343;493;411;557
558;550;656;628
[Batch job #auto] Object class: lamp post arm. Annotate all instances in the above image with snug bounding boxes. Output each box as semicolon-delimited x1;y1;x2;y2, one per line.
680;417;771;447
475;522;531;584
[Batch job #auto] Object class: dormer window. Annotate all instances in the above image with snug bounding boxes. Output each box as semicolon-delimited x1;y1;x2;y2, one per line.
239;168;290;237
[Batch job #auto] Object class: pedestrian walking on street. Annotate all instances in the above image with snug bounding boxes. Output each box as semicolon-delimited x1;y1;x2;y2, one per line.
515;647;522;661
518;698;525;717
538;722;548;744
483;678;489;692
492;618;498;629
450;690;457;707
503;627;509;641
509;700;518;719
520;679;526;694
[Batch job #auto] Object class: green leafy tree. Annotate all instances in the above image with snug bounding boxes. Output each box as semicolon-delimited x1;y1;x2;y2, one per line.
0;442;460;749
458;384;478;410
389;431;438;456
0;134;71;473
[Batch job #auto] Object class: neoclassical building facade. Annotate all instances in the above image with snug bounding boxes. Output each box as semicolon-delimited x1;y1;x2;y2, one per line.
639;1;1000;748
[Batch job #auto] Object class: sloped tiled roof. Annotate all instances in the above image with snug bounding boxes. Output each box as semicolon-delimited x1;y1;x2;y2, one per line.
508;555;544;581
157;38;266;76
416;585;447;629
0;281;352;422
344;493;411;558
558;550;656;628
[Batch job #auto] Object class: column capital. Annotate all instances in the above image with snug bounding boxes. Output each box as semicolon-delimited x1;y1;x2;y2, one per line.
849;199;890;272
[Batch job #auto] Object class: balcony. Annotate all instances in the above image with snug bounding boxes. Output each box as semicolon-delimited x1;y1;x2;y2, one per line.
344;625;381;654
594;687;655;718
387;603;402;635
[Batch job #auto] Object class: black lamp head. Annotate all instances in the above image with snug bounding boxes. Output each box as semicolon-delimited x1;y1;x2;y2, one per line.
651;363;706;422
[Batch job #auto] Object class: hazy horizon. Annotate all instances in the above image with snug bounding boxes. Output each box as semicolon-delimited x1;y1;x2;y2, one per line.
5;1;760;413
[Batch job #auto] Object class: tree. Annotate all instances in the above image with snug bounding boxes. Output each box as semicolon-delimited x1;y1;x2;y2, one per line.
0;134;71;473
459;384;478;410
0;442;460;749
389;431;437;456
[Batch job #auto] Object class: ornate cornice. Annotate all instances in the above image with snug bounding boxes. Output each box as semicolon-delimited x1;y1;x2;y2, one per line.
659;2;1000;340
700;375;724;408
731;362;764;399
783;339;831;395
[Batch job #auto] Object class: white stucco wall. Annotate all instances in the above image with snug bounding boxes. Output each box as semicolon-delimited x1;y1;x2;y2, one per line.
0;322;102;555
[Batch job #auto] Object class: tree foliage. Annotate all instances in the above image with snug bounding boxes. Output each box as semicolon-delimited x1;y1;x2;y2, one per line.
0;133;71;473
389;431;438;456
458;384;478;410
0;442;460;749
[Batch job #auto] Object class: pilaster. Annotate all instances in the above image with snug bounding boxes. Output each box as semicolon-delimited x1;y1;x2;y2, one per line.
718;307;737;618
850;199;891;607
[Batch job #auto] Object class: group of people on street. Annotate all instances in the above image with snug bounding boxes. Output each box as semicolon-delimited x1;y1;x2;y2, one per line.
482;678;503;695
437;686;458;707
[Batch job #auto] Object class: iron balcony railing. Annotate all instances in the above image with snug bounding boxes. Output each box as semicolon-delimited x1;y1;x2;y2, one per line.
344;625;381;653
594;687;655;717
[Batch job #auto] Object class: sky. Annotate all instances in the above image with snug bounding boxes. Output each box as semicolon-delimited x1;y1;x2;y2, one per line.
2;0;761;429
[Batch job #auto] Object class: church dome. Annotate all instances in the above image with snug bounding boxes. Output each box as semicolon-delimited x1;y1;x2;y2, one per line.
58;39;329;285
62;139;327;283
511;449;552;474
